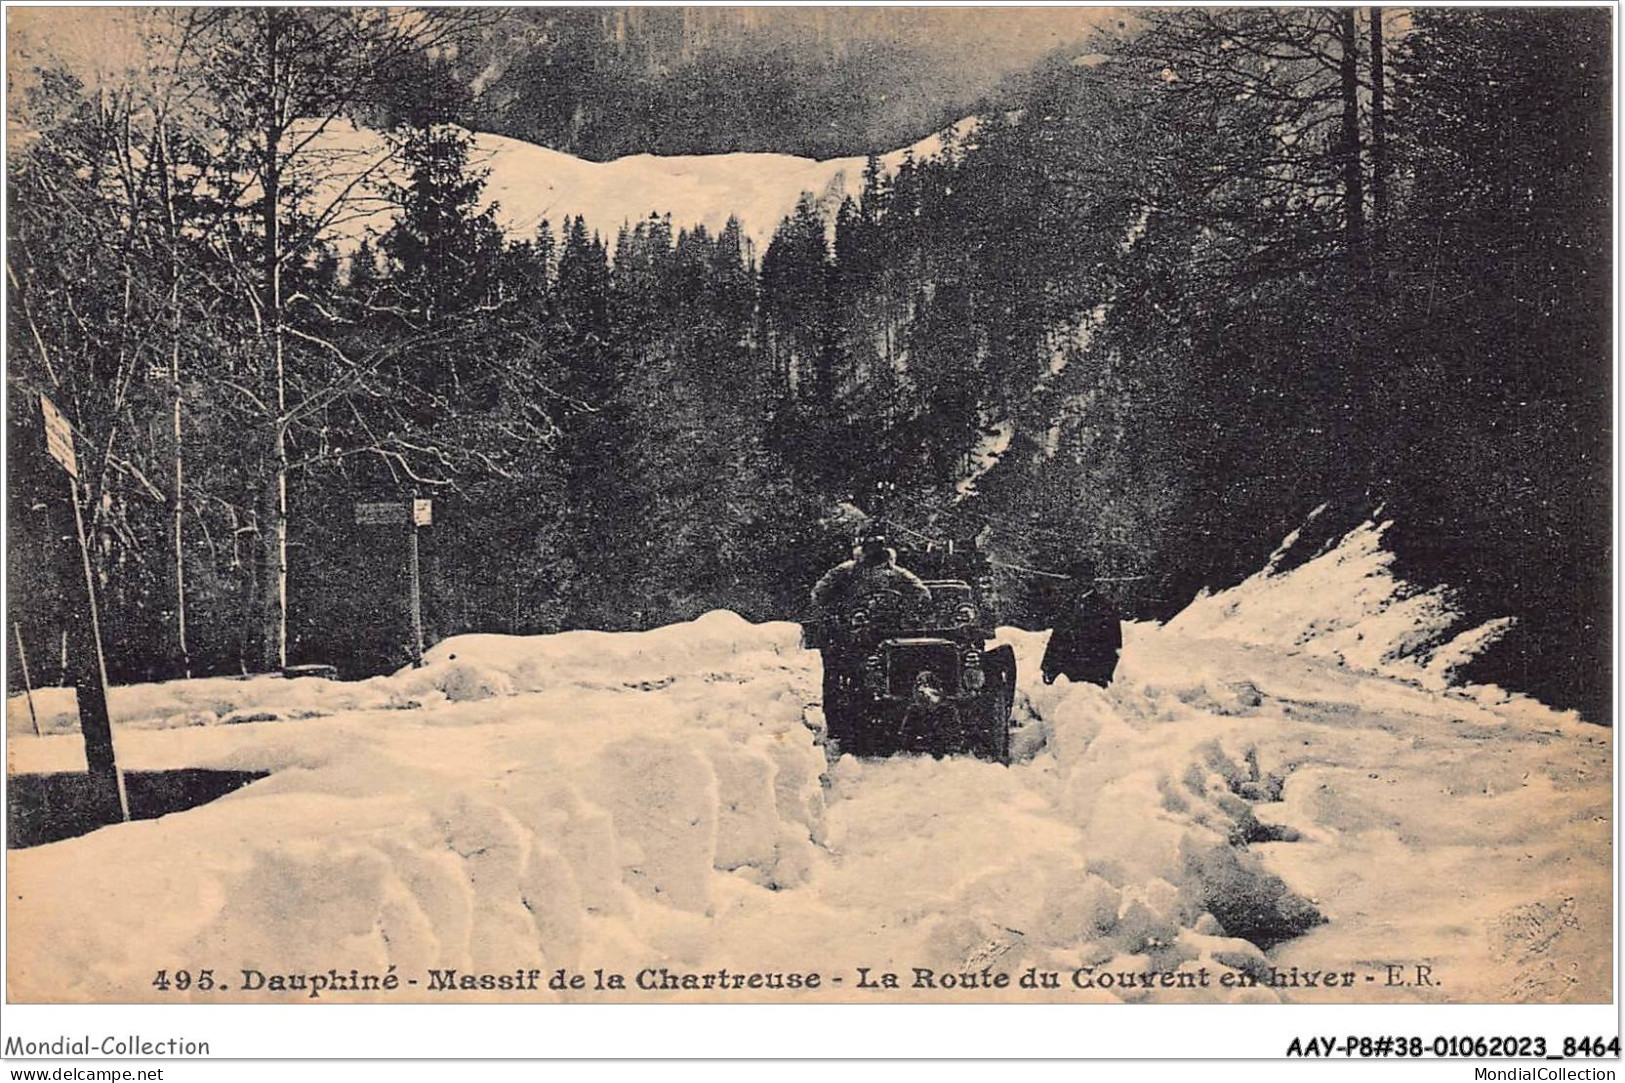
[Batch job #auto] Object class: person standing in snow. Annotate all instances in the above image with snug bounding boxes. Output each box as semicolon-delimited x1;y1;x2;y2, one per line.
1040;558;1122;687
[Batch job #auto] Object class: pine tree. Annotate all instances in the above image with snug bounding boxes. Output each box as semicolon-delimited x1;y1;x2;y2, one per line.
1383;7;1611;719
382;125;505;319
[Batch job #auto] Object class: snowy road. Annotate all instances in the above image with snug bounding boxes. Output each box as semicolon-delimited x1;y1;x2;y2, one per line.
5;523;1612;1003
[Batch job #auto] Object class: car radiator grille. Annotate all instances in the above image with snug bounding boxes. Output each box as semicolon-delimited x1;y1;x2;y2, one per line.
885;642;962;698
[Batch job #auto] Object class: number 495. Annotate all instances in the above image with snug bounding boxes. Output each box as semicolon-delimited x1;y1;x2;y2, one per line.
151;969;215;992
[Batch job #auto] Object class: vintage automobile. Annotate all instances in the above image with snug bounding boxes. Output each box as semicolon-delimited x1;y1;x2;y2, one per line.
803;573;1017;763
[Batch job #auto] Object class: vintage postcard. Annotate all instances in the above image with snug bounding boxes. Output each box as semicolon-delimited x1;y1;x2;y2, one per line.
2;3;1614;1050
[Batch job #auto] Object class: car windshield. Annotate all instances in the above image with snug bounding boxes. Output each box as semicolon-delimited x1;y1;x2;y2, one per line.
922;581;975;625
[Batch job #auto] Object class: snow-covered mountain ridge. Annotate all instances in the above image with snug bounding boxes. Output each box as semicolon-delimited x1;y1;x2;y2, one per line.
316;119;970;256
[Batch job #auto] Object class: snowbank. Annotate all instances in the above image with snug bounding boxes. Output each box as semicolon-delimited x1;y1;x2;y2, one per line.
9;612;827;1001
1164;515;1546;708
6;610;804;738
7;672;416;738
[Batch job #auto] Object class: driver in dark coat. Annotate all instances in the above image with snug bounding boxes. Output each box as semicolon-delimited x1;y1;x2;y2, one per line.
811;526;931;753
811;527;932;614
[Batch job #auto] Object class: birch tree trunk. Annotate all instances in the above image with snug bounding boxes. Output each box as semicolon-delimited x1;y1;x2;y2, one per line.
1368;7;1389;264
1337;8;1364;263
257;9;289;672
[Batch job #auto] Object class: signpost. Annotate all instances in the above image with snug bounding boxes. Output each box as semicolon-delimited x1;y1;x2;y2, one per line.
355;498;432;667
40;394;129;823
354;501;408;526
41;395;77;478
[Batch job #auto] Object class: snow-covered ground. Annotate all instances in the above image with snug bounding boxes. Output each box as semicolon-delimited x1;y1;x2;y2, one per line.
5;521;1611;1003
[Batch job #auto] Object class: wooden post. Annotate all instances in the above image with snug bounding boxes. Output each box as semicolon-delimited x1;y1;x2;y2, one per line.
41;396;128;822
13;621;40;737
409;497;432;668
68;473;130;822
356;498;431;669
407;519;424;669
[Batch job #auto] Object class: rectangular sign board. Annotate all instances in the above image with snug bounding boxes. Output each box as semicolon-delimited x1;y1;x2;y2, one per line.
355;502;409;526
413;498;433;526
40;395;77;478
